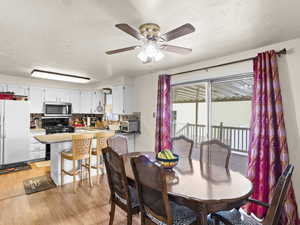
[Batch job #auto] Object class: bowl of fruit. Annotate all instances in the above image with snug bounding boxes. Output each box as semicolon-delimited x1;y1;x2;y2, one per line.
156;149;179;170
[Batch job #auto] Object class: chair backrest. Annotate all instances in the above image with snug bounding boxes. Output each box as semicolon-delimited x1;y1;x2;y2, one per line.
71;134;94;160
95;131;115;154
171;135;193;158
199;139;231;169
263;165;294;225
107;135;128;155
130;155;172;225
102;147;132;209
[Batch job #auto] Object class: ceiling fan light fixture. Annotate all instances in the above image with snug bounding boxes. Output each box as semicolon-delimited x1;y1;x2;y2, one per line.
137;41;164;63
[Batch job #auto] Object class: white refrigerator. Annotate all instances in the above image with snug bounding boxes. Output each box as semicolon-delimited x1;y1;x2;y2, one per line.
0;100;30;165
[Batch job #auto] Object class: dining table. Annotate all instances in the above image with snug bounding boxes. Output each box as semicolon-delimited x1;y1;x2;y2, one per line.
122;152;253;225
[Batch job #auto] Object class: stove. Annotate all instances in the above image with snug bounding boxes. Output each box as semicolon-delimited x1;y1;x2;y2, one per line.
42;117;75;160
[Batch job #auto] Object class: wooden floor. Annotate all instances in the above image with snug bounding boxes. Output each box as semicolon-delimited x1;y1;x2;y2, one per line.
0;165;140;225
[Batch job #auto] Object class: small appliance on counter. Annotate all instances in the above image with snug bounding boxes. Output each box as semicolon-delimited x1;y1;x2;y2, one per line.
120;120;139;133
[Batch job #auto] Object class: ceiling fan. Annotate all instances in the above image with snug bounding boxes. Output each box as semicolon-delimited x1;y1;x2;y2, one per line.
106;23;195;63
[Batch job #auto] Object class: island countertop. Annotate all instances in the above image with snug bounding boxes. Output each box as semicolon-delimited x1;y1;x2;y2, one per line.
34;129;135;144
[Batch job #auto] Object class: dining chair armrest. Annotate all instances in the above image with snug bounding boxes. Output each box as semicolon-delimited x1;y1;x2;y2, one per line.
211;213;234;225
247;198;269;208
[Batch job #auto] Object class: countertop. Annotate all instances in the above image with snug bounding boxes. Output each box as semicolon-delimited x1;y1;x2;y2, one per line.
34;129;136;144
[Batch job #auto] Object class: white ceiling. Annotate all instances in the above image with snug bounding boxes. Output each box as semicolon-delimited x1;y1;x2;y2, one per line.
1;0;300;83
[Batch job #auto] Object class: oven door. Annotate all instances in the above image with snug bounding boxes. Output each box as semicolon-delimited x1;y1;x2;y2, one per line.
44;102;72;117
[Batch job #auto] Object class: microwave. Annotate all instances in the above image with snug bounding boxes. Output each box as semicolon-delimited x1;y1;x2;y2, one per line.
44;102;72;117
120;120;139;133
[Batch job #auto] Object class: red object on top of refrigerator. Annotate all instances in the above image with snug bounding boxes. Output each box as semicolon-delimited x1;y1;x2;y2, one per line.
0;94;13;100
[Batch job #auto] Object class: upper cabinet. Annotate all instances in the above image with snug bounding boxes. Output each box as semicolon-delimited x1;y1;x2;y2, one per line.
80;91;93;113
69;90;81;114
7;84;29;96
0;84;7;92
29;87;45;113
112;85;133;115
44;88;70;102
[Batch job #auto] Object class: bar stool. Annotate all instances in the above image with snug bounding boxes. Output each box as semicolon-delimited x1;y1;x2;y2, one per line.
61;133;94;192
91;131;115;183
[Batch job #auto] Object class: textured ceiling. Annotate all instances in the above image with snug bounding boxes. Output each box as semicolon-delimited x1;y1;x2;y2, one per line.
0;0;300;83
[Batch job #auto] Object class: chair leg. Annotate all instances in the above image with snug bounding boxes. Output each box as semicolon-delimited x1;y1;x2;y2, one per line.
127;213;132;225
109;202;116;225
73;160;76;193
88;157;93;188
61;155;64;187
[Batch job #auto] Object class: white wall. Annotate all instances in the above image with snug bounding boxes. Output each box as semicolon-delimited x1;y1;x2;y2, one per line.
130;38;300;209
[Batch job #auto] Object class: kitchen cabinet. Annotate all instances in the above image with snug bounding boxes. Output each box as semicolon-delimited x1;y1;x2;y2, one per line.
112;85;133;114
69;90;81;113
80;91;93;113
45;88;71;102
7;84;29;96
0;84;7;92
29;87;45;113
30;130;46;160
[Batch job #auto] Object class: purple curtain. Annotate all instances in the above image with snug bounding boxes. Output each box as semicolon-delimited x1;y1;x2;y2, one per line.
155;75;171;153
244;50;299;225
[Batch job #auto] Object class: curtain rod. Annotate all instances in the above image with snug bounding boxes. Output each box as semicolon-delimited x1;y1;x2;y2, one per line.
170;48;287;77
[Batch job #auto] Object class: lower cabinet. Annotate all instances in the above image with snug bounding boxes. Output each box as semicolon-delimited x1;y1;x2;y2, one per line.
30;130;46;161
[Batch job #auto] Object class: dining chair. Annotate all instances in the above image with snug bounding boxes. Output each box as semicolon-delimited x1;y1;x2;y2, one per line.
102;147;139;225
211;164;294;225
172;135;194;158
60;133;94;192
91;131;115;183
130;155;201;225
107;135;128;155
199;139;231;169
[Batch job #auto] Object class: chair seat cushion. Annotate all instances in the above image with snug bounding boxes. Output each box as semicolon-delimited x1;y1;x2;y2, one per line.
61;149;73;159
146;201;213;225
114;186;139;208
213;209;261;225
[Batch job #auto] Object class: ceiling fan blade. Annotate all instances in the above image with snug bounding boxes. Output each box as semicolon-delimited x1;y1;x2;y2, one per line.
161;44;192;55
115;24;142;40
161;23;195;42
106;46;139;55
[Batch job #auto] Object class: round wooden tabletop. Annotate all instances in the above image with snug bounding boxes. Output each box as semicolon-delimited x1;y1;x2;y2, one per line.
123;152;253;204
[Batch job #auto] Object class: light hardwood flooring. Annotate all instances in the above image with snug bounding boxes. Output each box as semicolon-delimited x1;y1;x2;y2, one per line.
0;165;140;225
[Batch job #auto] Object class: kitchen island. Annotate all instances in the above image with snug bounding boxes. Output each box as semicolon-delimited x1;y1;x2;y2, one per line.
34;130;135;185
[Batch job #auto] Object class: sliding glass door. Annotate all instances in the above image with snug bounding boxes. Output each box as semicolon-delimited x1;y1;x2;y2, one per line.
171;74;253;153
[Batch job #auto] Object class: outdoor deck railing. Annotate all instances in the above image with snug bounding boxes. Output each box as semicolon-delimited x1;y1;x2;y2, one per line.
172;122;250;153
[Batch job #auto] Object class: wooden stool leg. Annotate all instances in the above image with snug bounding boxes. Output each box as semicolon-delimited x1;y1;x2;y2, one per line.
88;156;93;187
73;159;76;193
96;154;100;184
109;202;116;225
80;160;84;185
61;155;64;187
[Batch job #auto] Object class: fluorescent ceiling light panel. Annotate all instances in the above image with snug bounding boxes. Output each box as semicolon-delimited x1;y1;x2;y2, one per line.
31;70;90;83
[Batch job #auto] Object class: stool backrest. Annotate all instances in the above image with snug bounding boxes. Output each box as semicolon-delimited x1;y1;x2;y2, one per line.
96;131;115;154
72;134;94;160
